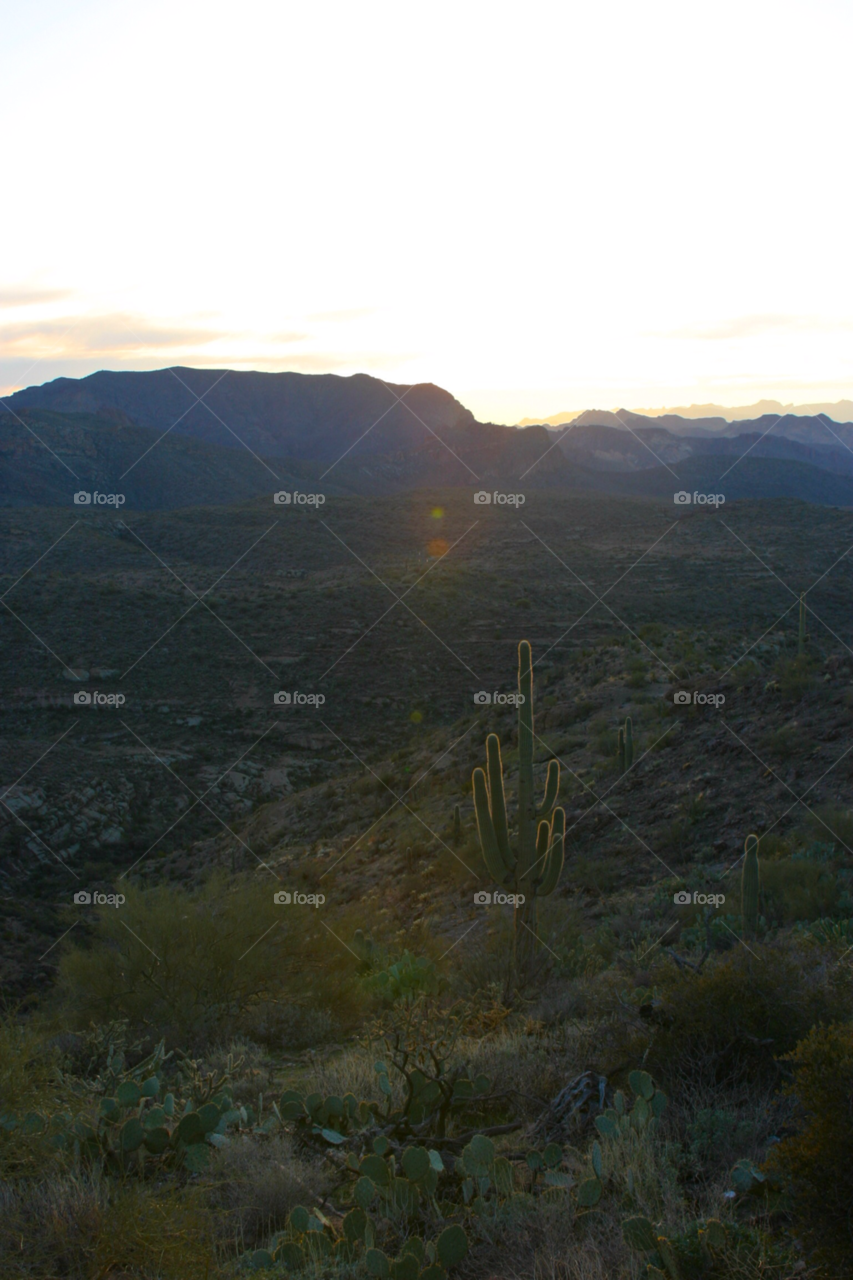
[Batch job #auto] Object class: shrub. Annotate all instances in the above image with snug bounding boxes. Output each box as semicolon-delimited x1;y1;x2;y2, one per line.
0;1177;221;1279
766;1022;853;1277
647;941;853;1087
54;873;365;1049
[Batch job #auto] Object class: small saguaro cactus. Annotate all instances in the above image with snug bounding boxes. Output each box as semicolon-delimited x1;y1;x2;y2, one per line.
741;833;760;937
618;717;634;772
472;642;565;960
452;803;462;845
798;592;807;654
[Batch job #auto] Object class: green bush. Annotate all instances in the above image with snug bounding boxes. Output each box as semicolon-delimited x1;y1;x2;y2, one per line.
55;874;364;1048
647;941;853;1086
767;1022;853;1277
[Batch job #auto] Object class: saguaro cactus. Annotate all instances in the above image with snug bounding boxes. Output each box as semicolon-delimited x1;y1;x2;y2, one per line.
741;833;760;937
452;803;462;845
617;717;633;773
798;593;806;655
472;642;565;960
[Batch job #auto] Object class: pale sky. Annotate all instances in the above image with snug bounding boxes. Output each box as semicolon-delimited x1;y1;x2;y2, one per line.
1;0;852;423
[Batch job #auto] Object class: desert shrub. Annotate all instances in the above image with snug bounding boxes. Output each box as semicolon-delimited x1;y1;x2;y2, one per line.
54;873;365;1049
0;1176;221;1279
0;1013;78;1178
766;1022;853;1277
573;856;621;896
757;856;842;924
809;805;853;855
683;1107;757;1172
210;1134;325;1250
647;941;853;1087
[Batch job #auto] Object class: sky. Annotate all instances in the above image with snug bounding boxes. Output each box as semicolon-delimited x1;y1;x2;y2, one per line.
1;0;852;424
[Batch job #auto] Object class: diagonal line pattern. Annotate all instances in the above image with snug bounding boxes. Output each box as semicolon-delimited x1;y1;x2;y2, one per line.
721;721;853;857
166;367;282;481
318;718;484;878
522;520;681;678
119;521;280;679
119;721;282;879
716;414;784;482
318;720;481;880
118;368;232;480
318;521;479;680
319;520;480;679
0;523;79;600
518;421;578;481
118;725;278;879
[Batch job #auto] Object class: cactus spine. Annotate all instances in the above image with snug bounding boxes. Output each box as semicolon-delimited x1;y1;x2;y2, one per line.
798;593;806;654
741;833;760;937
472;642;564;962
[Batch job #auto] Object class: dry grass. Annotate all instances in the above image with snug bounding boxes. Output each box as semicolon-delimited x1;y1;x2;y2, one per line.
0;1175;224;1279
208;1134;326;1251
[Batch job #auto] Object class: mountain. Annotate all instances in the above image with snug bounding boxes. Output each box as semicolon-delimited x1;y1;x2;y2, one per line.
2;368;476;462
3;368;853;509
519;398;853;426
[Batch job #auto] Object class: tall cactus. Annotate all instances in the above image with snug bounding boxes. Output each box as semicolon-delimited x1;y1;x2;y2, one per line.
472;642;564;965
617;717;633;773
452;803;462;845
741;833;760;938
798;593;806;655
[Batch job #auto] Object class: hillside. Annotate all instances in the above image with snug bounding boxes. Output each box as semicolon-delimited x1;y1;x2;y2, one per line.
4;369;853;509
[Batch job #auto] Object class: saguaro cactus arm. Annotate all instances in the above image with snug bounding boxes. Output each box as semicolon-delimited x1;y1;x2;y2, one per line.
517;642;535;850
741;833;760;937
486;734;512;867
473;768;508;882
537;808;565;896
536;758;560;818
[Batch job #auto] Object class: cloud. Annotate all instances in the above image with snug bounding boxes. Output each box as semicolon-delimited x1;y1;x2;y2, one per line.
306;308;375;323
658;314;853;341
0;285;74;309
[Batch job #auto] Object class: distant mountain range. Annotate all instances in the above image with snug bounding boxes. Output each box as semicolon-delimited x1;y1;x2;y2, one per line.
519;398;853;426
3;367;853;509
